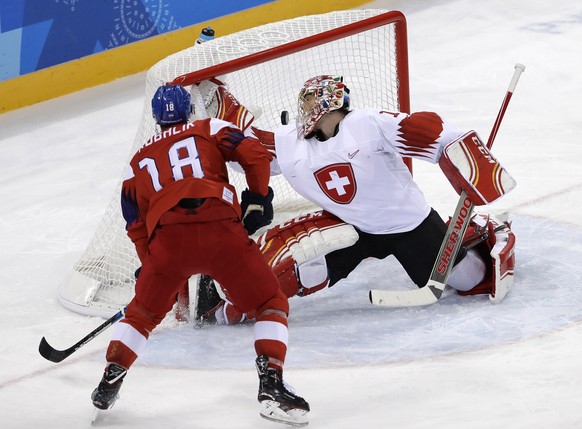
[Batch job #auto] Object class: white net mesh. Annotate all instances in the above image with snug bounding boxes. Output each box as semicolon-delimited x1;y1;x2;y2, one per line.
59;9;408;317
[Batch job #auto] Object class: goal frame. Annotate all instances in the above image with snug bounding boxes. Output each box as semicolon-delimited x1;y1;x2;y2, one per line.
172;10;410;116
58;9;412;318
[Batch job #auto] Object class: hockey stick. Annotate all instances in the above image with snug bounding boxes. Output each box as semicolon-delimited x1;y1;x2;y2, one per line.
38;307;126;363
370;63;525;307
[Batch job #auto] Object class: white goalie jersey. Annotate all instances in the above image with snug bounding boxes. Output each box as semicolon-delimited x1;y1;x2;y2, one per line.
272;109;462;234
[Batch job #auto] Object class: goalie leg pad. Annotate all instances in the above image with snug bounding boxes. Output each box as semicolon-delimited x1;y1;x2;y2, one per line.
256;210;358;267
271;255;329;298
257;210;351;298
457;214;516;303
439;131;517;205
210;211;354;325
296;255;330;297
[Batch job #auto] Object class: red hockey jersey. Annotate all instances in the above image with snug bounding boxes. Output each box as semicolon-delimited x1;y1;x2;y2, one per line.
121;118;273;260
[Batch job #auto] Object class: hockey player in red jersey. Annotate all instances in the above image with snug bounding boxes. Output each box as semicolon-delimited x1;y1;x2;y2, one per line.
91;84;309;426
194;75;516;325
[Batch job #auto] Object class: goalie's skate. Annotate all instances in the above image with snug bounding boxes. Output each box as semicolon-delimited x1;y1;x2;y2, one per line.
256;355;310;426
193;274;224;326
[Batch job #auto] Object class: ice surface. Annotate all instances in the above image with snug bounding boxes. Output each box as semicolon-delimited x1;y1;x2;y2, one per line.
1;0;582;427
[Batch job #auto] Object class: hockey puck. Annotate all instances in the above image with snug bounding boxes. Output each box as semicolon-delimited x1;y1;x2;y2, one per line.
281;110;289;125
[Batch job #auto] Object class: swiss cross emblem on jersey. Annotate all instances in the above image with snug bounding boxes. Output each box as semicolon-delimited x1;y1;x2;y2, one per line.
314;163;357;204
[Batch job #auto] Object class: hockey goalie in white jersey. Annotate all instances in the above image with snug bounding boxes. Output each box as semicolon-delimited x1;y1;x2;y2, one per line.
193;75;516;324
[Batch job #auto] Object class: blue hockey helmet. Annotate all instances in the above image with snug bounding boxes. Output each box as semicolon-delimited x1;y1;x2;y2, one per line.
151;84;192;126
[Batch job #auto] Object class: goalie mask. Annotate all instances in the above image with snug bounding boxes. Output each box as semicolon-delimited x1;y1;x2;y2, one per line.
151;84;192;126
297;75;350;139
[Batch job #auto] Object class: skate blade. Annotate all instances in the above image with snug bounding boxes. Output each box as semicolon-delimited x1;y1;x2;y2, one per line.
91;394;118;425
91;408;102;425
259;400;309;427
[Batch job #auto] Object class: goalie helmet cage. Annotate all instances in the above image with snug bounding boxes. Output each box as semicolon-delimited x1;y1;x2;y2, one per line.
58;9;411;318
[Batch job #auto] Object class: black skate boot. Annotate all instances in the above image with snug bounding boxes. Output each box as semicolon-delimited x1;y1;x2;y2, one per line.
91;363;127;410
255;355;310;426
194;274;224;326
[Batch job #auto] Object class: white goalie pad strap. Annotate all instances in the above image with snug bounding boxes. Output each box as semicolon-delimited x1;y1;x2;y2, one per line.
256;210;359;267
439;131;517;205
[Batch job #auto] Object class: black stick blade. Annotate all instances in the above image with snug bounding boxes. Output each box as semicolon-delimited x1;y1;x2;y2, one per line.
38;307;126;364
38;337;75;363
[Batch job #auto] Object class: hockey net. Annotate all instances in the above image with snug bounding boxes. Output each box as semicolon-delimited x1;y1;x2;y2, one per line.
58;9;410;318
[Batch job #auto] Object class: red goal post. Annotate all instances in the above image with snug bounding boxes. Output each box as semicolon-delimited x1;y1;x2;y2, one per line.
58;9;411;318
172;10;409;108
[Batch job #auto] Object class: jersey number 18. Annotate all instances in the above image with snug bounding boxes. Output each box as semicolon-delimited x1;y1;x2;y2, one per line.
138;136;204;191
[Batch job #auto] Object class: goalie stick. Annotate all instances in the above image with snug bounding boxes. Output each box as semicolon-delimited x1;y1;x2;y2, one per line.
370;63;525;307
38;307;126;363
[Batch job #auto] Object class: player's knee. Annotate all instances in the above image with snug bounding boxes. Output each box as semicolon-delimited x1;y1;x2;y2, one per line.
124;299;165;336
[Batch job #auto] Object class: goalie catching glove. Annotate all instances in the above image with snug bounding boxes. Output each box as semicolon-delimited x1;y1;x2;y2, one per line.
241;186;274;235
193;78;256;132
439;130;516;205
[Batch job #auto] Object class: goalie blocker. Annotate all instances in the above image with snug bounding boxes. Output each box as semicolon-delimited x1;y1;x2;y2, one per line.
439;130;516;206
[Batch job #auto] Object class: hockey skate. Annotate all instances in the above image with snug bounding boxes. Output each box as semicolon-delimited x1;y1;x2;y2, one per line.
91;363;127;410
256;355;310;426
193;274;224;326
